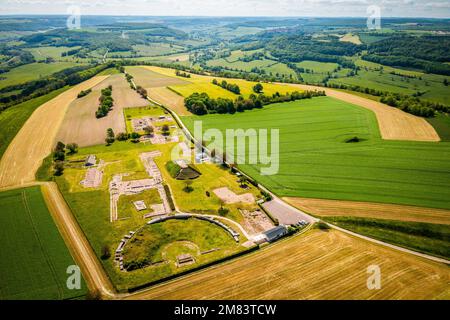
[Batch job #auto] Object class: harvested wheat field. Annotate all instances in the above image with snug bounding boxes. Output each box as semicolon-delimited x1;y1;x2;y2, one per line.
126;66;189;88
287;84;440;142
128;229;450;300
56;74;149;147
147;86;190;115
284;197;450;225
0;76;108;188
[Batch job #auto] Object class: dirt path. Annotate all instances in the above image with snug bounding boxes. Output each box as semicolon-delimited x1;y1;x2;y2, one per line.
285;83;440;142
0;76;108;188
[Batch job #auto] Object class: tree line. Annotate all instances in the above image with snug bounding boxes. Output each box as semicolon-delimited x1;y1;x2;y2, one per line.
95;85;114;118
212;79;241;94
185;90;326;115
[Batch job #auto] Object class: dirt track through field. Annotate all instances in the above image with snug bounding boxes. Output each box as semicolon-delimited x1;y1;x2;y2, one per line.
286;84;440;142
0;76;108;188
127;229;450;300
284;197;450;225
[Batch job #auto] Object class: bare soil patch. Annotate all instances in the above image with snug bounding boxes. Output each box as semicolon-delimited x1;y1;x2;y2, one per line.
213;187;255;204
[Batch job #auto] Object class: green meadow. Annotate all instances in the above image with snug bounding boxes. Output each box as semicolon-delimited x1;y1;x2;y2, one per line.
183;96;450;210
0;62;79;90
0;186;86;300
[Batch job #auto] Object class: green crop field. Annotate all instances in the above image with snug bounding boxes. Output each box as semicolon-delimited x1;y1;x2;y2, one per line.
296;60;339;73
0;186;86;300
0;62;79;90
182;96;450;210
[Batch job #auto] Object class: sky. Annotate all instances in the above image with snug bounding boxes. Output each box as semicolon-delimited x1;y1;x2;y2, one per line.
1;0;449;18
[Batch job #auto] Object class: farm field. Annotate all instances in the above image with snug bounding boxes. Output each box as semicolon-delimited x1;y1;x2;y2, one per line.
0;186;86;300
0;86;69;160
54;141;258;291
287;83;439;141
0;62;79;90
56;74;149;147
182;96;450;210
25;46;82;61
134;66;300;99
339;33;362;44
323;216;450;259
128;228;450;300
206;56;296;78
284;197;450;225
132;43;185;56
0;75;108;188
147;86;188;115
329;59;450;105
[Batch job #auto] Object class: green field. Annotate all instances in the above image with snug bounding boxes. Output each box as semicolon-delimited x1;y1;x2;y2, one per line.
0;62;79;90
183;96;450;210
323;216;450;259
0;186;86;300
0;86;69;159
25;46;82;61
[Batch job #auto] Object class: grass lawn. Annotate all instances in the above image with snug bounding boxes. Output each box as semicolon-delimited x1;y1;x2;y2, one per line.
54;141;257;291
0;186;87;300
323;216;450;259
0;62;79;90
182;96;450;210
0;86;70;159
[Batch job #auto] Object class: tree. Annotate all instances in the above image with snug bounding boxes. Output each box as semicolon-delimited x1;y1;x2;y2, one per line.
253;83;263;93
116;132;129;141
183;180;194;193
53;161;64;176
130;132;140;143
100;245;111;260
105;128;115;145
143;126;154;136
161;124;170;136
66;143;78;154
239;175;248;188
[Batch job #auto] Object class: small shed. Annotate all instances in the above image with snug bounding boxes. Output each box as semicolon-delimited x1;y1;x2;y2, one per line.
263;225;288;243
85;155;96;167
